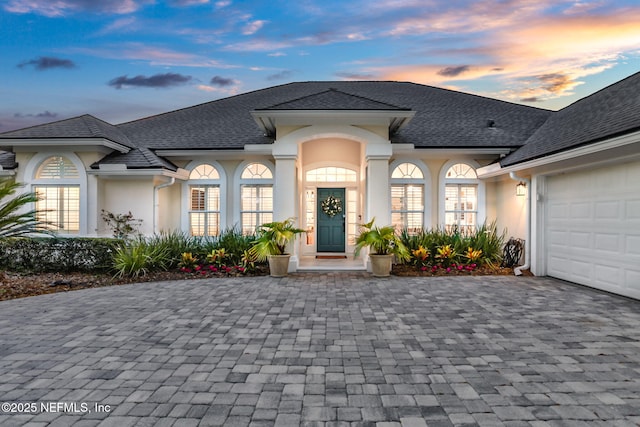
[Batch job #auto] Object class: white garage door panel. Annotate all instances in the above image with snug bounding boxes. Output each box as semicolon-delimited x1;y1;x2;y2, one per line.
545;160;640;299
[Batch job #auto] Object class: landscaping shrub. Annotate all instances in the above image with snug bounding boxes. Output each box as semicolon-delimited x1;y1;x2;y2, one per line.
0;237;121;273
112;237;171;278
113;228;260;277
399;221;506;272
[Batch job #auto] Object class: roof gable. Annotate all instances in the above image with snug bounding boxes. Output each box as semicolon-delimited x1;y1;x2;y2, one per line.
257;88;410;111
0;114;132;148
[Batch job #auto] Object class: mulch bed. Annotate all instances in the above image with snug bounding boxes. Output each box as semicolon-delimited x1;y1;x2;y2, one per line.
0;266;269;302
1;264;528;301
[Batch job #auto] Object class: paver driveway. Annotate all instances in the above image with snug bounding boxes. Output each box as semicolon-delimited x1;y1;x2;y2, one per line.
1;273;639;426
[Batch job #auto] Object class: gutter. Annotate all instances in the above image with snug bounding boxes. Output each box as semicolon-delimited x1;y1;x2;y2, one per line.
153;177;175;234
509;172;530;276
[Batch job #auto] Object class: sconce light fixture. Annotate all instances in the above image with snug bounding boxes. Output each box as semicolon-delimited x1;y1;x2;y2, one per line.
516;181;526;197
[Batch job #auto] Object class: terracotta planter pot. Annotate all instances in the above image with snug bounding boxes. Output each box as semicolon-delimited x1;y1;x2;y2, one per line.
369;254;394;277
268;254;291;277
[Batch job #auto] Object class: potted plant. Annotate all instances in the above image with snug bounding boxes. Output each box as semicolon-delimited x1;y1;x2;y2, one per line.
355;218;410;277
249;218;305;277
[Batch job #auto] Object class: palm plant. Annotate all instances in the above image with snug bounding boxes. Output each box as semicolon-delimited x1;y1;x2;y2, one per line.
354;218;410;261
249;218;305;262
0;178;48;237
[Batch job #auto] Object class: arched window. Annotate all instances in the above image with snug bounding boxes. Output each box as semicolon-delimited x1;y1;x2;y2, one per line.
33;156;81;234
443;162;478;232
390;162;425;233
188;164;221;236
240;162;273;235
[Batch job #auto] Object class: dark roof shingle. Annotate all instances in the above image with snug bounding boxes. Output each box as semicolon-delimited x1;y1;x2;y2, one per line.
118;81;552;151
0;114;133;147
502;71;640;166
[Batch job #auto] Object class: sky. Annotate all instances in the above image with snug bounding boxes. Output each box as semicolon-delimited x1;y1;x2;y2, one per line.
1;0;640;133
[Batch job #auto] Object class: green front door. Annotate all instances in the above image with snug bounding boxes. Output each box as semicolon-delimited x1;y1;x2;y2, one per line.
317;188;346;252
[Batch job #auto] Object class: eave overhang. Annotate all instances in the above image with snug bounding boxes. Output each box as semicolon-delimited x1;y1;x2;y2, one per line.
0;138;131;154
156;145;274;158
477;130;640;179
250;110;415;137
87;166;189;180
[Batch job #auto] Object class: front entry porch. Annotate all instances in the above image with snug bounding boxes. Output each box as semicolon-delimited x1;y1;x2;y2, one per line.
298;255;367;271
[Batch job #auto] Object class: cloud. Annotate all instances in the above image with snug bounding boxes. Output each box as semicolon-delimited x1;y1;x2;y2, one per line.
108;73;192;89
3;0;149;17
210;76;234;87
242;20;267;35
267;70;294;81
268;52;287;57
335;72;376;80
18;57;76;70
215;0;231;7
366;4;640;102
95;16;138;36
69;43;239;69
13;111;58;119
170;0;210;5
437;65;471;77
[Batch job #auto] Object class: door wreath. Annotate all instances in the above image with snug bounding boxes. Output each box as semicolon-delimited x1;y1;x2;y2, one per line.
321;195;343;217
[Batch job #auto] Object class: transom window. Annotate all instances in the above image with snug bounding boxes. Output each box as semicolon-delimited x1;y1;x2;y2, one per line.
37;156;80;179
242;163;272;179
306;167;356;182
444;163;478;232
446;163;477;179
240;163;273;235
391;162;423;179
188;164;221;236
34;155;80;234
391;162;424;233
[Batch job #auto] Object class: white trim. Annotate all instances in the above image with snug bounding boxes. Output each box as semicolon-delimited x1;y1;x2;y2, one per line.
438;159;486;228
25;152;88;236
6;138;130;153
182;160;226;236
157;147;273;157
87;168;189;180
477;130;640;178
389;159;431;229
251;110;415;135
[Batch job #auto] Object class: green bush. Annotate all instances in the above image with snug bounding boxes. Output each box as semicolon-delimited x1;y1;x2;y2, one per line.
112;238;171;278
399;221;505;269
0;237;121;273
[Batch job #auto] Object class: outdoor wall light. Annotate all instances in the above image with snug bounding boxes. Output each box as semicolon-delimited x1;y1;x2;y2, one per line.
516;181;527;196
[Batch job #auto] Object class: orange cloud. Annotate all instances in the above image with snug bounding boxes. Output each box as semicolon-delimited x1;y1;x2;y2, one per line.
374;6;640;103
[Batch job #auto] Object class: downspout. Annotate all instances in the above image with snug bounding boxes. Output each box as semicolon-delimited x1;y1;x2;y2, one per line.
153;177;175;234
509;172;530;276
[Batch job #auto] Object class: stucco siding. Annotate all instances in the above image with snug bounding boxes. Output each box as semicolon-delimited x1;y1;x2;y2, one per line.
101;179;155;236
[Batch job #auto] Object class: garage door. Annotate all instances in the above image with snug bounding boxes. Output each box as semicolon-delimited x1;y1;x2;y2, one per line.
545;160;640;299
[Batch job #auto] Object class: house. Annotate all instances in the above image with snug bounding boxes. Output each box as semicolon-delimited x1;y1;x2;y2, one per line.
1;73;639;298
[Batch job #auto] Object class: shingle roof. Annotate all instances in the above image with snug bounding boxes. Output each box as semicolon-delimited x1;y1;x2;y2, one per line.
258;88;410;110
0;114;132;147
117;81;552;151
502;71;640;166
90;147;178;171
0;151;17;170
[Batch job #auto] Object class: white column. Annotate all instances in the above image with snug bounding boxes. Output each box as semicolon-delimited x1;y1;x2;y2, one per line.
273;155;299;271
86;173;99;236
365;155;391;225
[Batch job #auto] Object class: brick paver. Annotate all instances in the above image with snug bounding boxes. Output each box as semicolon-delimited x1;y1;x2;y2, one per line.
1;273;639;426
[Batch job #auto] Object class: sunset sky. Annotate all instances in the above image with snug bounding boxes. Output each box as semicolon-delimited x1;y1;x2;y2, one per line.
2;0;640;132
